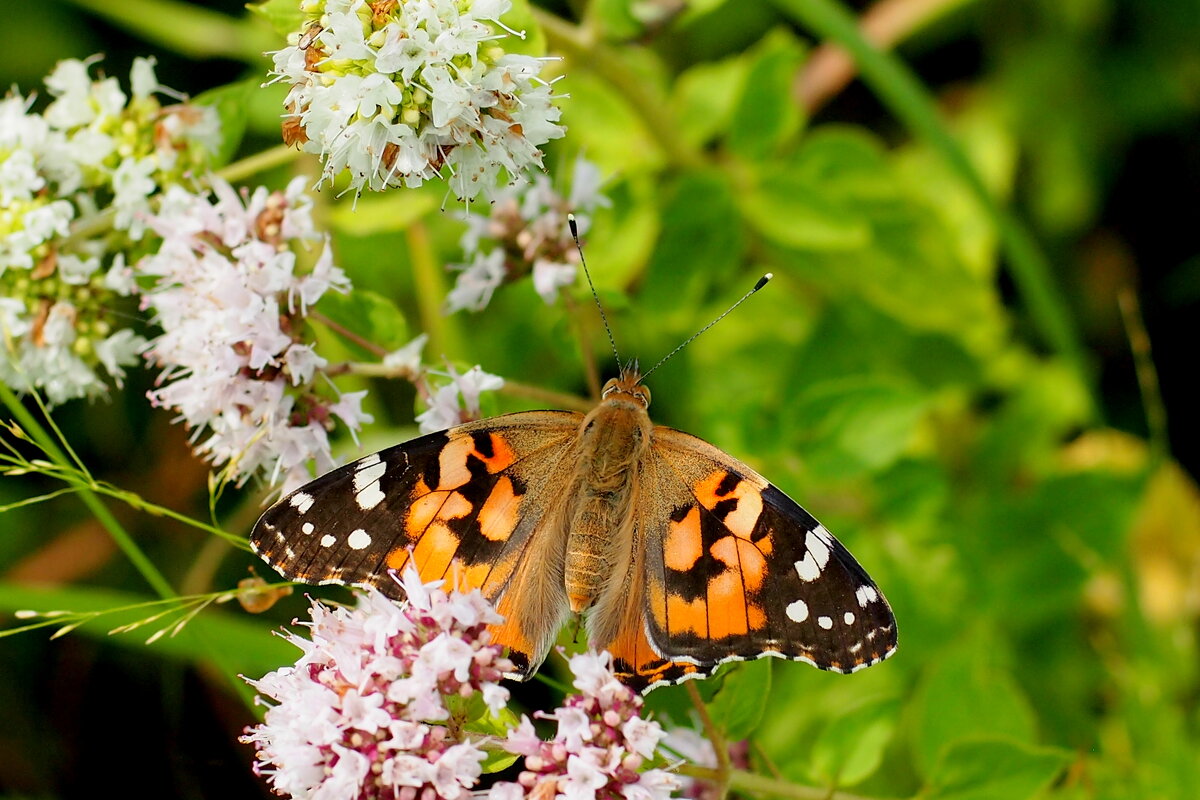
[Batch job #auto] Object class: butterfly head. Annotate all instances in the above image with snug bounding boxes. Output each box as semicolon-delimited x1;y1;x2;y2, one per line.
602;368;651;409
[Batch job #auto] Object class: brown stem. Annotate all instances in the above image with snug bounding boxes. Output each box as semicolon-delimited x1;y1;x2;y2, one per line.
686;681;731;800
499;378;594;412
796;0;969;114
309;311;388;357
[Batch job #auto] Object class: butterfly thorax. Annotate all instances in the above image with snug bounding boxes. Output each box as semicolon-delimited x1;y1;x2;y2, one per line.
562;374;653;613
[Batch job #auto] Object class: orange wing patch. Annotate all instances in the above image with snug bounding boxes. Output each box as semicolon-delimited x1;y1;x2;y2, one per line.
387;430;526;586
609;610;702;692
664;506;703;571
695;470;764;539
477;475;523;542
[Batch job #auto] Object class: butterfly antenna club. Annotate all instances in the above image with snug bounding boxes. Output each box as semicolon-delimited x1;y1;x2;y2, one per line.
569;214;622;369
638;272;774;384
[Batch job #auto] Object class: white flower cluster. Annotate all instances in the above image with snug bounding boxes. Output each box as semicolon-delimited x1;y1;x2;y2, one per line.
269;0;564;201
241;567;514;800
0;56;218;405
446;157;608;313
416;363;505;434
379;333;506;435
138;176;368;493
490;651;680;800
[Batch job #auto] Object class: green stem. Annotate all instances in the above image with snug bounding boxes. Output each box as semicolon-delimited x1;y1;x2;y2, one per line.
769;0;1093;409
679;765;882;800
62;0;276;62
686;681;731;800
532;9;703;170
408;221;465;358
0;385;176;600
1118;288;1169;467
216;145;302;185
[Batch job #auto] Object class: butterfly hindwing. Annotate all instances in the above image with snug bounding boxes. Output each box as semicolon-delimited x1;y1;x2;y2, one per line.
249;410;583;677
613;426;897;691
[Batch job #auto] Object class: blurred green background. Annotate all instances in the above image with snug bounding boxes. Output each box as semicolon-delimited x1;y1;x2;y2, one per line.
1;0;1198;798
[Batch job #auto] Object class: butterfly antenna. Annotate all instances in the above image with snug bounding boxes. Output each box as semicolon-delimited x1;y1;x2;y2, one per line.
638;273;774;384
568;214;622;369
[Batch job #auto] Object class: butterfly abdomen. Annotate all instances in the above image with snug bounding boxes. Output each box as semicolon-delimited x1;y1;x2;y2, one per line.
563;399;652;613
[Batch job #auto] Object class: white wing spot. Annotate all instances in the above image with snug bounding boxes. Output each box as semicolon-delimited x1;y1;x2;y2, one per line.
818;615;833;630
302;522;314;535
844;611;855;625
290;492;314;514
794;553;821;581
357;452;381;468
785;599;809;623
855;585;879;607
849;642;863;653
357;483;385;510
347;529;372;550
320;534;336;548
805;529;831;569
353;461;386;492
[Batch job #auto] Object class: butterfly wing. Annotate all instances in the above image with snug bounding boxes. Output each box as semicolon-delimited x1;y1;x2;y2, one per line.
609;425;897;692
249;410;583;678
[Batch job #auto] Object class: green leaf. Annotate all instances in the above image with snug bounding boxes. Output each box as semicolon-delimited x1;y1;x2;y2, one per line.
672;55;750;149
499;0;547;56
924;737;1072;800
458;693;523;773
786;376;927;477
594;0;644;40
911;640;1039;778
728;29;805;159
808;698;898;787
707;658;771;740
191;79;255;167
249;0;305;40
640;170;744;328
740;168;872;250
314;289;409;357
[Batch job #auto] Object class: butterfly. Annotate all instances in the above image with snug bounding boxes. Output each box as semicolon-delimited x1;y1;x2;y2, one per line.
249;362;898;693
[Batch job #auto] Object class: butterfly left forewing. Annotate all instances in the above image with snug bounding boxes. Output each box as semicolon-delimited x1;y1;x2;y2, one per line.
250;410;584;677
624;426;896;690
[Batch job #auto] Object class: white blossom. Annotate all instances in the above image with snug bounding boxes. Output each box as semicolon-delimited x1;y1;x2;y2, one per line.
447;157;609;311
268;0;564;201
139;177;366;491
416;364;505;434
1;56;215;405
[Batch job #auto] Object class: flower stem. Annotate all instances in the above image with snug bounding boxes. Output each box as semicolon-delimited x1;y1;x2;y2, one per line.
686;681;731;800
0;385;176;600
216;144;301;185
678;765;881;800
500;378;594;412
408;221;465;358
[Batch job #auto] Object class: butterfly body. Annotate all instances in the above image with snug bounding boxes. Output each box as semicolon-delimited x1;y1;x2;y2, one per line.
251;368;897;692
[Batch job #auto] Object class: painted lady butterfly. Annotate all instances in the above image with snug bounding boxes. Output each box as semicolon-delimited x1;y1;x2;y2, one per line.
250;255;897;693
250;364;897;692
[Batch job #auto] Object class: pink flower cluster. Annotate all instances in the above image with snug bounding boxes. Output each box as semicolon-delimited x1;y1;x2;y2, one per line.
138;176;369;492
242;571;683;800
241;569;513;800
491;652;679;800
